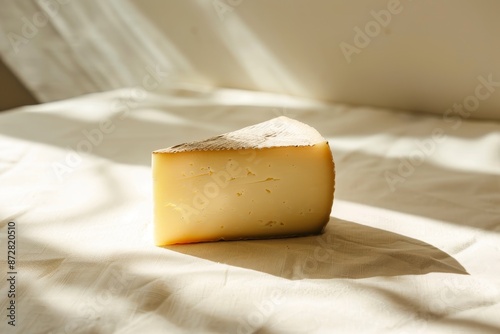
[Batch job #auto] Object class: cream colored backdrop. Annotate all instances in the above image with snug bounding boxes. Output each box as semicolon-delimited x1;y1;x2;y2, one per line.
1;0;499;119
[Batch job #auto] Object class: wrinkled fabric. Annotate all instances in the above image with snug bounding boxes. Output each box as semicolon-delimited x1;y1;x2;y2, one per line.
0;87;499;333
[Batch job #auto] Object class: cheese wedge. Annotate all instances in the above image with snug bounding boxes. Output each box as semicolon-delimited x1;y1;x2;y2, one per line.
153;116;335;245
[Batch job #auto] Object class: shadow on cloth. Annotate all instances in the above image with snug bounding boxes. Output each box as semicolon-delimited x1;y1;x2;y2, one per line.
8;234;242;333
164;217;468;280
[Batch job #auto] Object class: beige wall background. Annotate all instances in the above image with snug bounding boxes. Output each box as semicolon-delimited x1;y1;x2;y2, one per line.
0;58;37;110
1;0;499;119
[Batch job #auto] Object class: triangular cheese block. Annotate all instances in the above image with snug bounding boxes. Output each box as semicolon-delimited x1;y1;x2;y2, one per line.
153;117;335;245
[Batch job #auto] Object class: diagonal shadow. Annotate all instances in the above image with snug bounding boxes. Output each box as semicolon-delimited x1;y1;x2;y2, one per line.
164;217;468;279
1;233;244;333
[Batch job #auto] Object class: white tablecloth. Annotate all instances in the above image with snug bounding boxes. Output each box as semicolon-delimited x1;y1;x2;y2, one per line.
1;86;499;333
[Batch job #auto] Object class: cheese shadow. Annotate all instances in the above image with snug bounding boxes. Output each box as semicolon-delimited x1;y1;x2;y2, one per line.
164;217;468;280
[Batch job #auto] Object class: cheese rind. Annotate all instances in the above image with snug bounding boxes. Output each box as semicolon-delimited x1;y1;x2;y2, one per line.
153;117;335;245
156;116;327;153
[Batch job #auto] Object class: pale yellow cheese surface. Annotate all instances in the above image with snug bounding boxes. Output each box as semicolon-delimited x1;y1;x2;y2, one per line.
153;117;335;245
